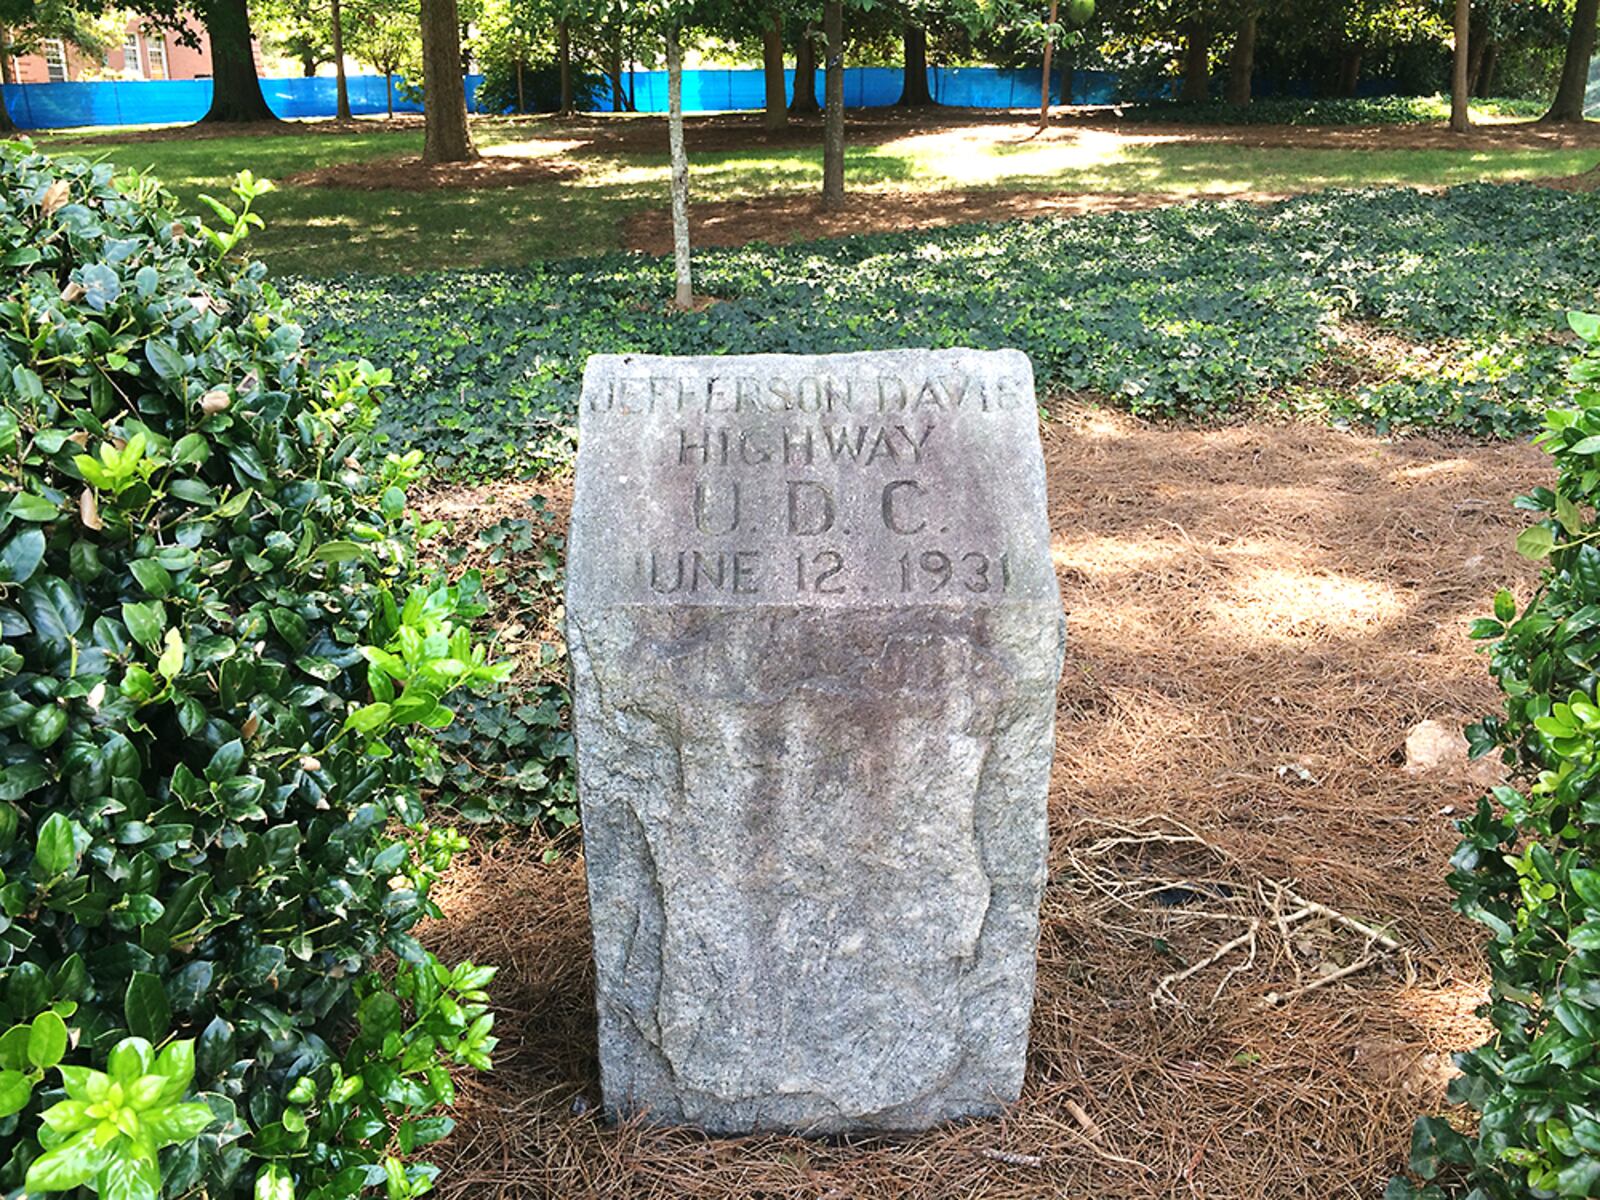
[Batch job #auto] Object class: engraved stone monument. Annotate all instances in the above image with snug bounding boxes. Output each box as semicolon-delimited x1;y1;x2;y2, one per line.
567;349;1064;1135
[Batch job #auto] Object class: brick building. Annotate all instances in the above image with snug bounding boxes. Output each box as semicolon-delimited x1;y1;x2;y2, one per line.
2;16;260;84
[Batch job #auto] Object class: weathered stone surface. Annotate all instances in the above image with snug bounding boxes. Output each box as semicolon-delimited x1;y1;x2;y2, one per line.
567;348;1064;1135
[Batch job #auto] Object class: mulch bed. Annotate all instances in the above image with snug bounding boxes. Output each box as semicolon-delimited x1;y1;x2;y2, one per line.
416;409;1547;1199
493;107;1600;155
48;115;427;145
623;189;1297;253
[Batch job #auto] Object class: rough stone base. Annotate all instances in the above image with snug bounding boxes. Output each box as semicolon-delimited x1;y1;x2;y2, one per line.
571;604;1060;1134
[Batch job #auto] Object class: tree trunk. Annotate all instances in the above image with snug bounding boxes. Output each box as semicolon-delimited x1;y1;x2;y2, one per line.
665;24;692;310
1450;0;1471;132
899;23;932;106
332;0;350;120
1544;0;1599;122
609;35;625;112
301;55;316;76
516;59;525;113
421;0;476;162
1180;22;1211;103
558;20;573;115
763;11;787;130
1037;0;1059;127
1475;42;1497;97
790;24;820;115
1466;25;1488;96
822;0;845;210
1226;12;1256;106
0;38;14;134
1336;47;1361;96
385;73;394;118
200;0;278;123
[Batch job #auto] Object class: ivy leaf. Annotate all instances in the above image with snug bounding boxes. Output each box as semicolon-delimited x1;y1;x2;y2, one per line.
1407;1115;1473;1181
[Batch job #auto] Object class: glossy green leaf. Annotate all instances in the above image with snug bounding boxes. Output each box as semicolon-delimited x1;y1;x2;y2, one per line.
96;1141;161;1200
35;812;81;878
25;1127;105;1192
1518;525;1556;561
144;340;186;381
120;600;165;649
1;528;46;584
124;974;170;1042
0;1069;33;1118
9;493;59;522
27;1011;68;1069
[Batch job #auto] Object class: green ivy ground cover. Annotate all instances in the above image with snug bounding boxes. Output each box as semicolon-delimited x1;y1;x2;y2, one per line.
284;183;1600;482
1115;95;1550;126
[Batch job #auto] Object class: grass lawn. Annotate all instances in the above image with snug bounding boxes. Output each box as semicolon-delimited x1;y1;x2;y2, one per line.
31;106;1600;274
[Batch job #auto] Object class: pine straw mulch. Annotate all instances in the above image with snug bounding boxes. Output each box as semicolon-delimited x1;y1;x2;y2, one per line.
622;189;1298;254
417;409;1549;1200
283;152;581;191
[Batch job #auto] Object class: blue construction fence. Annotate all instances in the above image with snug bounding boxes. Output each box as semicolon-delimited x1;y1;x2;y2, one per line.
3;65;1390;130
5;66;1142;130
609;65;1143;112
2;73;487;130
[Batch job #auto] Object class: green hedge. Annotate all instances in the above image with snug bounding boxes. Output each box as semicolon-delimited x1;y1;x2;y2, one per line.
286;184;1600;481
1390;313;1600;1199
1112;95;1547;126
0;143;502;1200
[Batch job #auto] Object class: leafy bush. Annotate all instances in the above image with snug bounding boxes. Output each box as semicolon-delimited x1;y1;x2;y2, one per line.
1390;312;1600;1199
286;185;1600;480
0;144;504;1199
25;1035;212;1200
1113;95;1544;126
474;63;605;115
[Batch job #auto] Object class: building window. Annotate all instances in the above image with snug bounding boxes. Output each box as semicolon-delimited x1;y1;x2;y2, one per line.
43;38;68;82
145;35;167;80
123;32;143;78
